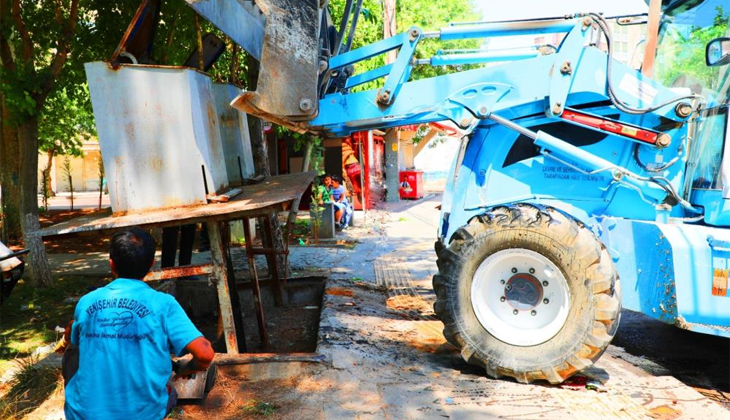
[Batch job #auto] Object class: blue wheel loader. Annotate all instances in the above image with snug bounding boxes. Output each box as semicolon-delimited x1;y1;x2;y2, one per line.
97;0;730;383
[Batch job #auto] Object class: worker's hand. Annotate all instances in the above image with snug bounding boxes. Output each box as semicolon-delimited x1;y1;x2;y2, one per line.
172;337;214;380
172;359;197;381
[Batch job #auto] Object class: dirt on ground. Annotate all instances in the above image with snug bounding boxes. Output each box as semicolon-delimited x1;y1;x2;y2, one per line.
324;287;354;297
180;371;328;420
385;294;433;315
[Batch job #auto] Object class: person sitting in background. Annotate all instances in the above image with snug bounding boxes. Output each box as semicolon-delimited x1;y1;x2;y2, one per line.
313;174;333;204
331;175;353;229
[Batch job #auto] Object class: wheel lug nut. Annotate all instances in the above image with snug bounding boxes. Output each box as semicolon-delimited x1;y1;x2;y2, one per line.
505;285;512;291
542;281;549;287
529;268;535;274
500;296;506;302
511;268;518;273
513;309;519;315
500;279;505;285
543;298;549;304
531;310;537;316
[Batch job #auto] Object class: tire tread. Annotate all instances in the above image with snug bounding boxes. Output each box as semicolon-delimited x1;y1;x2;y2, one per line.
432;204;621;384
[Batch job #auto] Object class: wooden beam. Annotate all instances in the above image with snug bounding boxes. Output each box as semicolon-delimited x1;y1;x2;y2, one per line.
214;352;326;365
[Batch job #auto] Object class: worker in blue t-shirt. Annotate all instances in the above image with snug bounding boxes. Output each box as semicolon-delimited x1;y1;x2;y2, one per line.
331;175;352;229
60;227;214;420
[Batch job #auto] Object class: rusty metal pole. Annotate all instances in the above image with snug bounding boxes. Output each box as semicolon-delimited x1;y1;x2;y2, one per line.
208;221;239;354
242;217;270;349
642;0;662;77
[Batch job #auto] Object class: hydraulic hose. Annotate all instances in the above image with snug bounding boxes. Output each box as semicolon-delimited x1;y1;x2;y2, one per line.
588;13;701;115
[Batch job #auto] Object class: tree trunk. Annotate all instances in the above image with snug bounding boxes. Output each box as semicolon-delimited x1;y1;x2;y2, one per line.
98;165;104;210
301;139;314;174
245;54;290;279
0;98;22;241
284;138;313;233
44;149;56;196
18;116;53;287
68;171;74;211
40;148;56;210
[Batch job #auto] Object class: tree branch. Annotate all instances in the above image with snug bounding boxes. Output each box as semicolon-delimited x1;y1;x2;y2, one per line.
53;0;64;27
0;0;16;70
229;41;240;85
161;9;180;64
0;6;15;71
39;0;80;106
10;0;33;61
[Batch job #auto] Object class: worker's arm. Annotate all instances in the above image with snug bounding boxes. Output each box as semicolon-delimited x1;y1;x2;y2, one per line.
173;337;214;379
54;320;74;354
166;297;213;378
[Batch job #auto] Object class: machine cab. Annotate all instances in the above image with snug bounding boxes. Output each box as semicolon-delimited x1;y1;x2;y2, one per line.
655;0;730;225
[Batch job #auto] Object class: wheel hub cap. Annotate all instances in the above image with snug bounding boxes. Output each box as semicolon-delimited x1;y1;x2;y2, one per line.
505;274;543;310
470;248;571;347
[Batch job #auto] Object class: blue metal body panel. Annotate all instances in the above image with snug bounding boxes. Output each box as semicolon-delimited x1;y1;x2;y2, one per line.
427;50;538;66
694;190;730;226
346;64;394;89
597;217;730;337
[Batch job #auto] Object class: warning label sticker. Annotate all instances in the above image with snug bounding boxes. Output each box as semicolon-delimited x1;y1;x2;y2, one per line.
713;265;728;297
618;74;658;105
710;237;730;297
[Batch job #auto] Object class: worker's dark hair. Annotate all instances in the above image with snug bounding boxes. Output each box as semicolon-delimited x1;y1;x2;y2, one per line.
109;227;156;279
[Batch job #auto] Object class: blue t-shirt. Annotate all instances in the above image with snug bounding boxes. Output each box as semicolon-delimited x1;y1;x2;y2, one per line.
331;185;348;204
65;278;202;420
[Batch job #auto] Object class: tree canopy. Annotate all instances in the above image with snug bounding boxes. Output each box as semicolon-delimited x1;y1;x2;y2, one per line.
654;5;729;99
329;0;481;92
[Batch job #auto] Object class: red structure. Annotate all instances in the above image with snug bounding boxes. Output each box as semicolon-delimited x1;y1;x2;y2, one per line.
346;131;385;210
399;170;424;200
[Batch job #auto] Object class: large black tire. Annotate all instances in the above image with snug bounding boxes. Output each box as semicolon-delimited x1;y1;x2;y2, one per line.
433;204;621;384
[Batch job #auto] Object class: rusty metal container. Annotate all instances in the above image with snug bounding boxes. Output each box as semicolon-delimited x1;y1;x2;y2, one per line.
211;83;256;184
85;62;230;214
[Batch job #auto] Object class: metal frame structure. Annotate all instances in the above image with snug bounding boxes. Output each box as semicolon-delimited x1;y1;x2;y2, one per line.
33;172;316;354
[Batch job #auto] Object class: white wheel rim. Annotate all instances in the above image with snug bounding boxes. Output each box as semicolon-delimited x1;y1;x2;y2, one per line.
471;248;570;347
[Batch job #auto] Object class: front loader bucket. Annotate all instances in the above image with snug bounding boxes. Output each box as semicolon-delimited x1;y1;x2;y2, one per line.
229;0;321;131
185;0;321;132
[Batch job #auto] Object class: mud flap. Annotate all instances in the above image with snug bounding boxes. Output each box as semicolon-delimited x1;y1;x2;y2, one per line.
230;0;321;130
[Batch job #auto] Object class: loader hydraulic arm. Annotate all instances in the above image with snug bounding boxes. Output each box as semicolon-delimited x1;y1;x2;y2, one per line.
292;14;696;211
